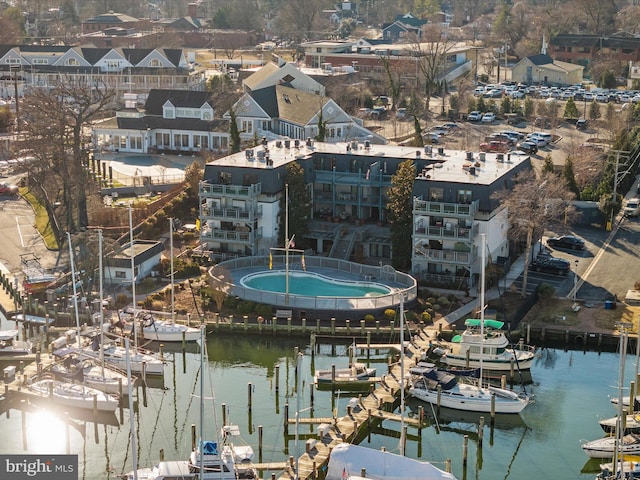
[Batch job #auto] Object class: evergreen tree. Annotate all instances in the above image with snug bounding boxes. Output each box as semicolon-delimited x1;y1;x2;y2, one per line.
589;100;601;121
542;155;555;173
387;160;416;270
563;97;579;119
563;157;580;199
229;107;241;153
524;97;535;118
278;162;311;247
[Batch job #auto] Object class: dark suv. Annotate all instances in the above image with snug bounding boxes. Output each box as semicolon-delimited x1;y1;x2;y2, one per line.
547;235;585;251
529;255;571;276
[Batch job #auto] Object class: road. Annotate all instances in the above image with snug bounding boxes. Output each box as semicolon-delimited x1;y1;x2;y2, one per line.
0;174;63;285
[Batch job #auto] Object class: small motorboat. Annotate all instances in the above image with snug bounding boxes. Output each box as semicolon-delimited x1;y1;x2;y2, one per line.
314;362;376;385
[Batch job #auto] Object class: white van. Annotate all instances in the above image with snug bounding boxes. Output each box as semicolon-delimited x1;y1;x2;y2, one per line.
624;198;640;217
526;132;552;146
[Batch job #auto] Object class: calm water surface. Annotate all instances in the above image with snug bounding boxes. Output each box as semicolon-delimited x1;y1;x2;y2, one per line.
0;321;631;480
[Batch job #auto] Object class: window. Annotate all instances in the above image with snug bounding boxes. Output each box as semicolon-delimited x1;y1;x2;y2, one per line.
218;172;232;185
32;58;48;65
149;59;161;67
241;120;253;134
194;135;208;149
457;190;472;204
115;271;127;279
164;107;175;119
131;136;142;150
202;111;212;120
174;134;189;148
261;120;271;131
5;58;19;64
429;187;444;201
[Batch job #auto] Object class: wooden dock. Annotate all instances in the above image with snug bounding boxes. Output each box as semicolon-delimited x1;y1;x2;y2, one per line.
277;330;440;480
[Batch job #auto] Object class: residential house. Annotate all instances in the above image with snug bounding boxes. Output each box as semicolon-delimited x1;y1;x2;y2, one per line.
104;240;163;285
198;140;531;288
242;61;326;95
0;45;205;96
227;82;384;144
510;53;584;86
92;89;229;154
382;13;427;42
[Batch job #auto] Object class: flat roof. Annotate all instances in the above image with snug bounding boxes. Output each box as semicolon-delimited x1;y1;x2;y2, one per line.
209;140;530;186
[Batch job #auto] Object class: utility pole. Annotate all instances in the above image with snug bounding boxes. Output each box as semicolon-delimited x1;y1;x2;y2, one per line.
608;150;631;230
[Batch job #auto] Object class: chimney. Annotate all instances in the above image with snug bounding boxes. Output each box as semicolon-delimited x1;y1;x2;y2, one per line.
188;3;197;17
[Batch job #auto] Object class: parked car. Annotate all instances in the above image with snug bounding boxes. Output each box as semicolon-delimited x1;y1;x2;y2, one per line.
479;140;509;153
441;122;460;131
624;198;640;217
396;108;408;120
576;118;588;130
468;111;482;122
546;235;585;251
481;112;496;123
357;108;371;117
0;183;17;195
424;132;440;144
528;255;571;276
516;141;539;154
487;133;515;145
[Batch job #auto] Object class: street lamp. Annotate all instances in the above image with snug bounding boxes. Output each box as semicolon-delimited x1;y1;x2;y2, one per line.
573;260;579;302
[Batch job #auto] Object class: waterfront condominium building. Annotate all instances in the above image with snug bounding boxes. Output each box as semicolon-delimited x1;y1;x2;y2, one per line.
199;139;531;288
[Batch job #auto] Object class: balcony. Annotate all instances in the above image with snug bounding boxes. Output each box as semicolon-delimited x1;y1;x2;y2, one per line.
201;205;263;221
200;228;262;244
315;170;393;186
413;199;478;218
414;223;478;241
199;183;262;198
413;246;476;265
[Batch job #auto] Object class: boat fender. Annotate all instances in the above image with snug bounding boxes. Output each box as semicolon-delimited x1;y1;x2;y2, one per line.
574;334;584;344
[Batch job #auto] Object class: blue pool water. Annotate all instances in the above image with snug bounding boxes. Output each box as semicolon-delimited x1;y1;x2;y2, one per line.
241;271;391;297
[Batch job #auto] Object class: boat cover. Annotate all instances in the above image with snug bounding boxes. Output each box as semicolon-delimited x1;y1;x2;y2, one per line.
326;443;458;480
464;319;504;329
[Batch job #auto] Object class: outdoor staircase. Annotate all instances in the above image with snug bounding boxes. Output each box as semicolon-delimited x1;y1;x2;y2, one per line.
329;230;356;260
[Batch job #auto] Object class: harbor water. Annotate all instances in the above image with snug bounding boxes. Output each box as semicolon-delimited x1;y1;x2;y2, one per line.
0;322;632;480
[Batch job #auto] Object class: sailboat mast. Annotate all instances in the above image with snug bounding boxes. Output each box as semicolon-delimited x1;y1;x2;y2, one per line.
125;336;138;480
399;299;405;456
199;324;205;476
170;218;175;324
285;183;289;300
67;232;81;348
129;205;137;349
99;229;105;376
479;233;486;388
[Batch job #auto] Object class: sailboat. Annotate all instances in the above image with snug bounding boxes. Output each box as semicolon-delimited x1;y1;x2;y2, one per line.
408;234;530;414
139;218;200;343
582;326;640;462
126;326;256;480
82;229;134;394
325;302;458;480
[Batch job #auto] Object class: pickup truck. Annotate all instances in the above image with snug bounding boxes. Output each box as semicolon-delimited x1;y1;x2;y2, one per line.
528;255;571;276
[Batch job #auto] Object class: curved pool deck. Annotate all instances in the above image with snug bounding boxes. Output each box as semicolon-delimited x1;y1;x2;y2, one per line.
213;256;417;319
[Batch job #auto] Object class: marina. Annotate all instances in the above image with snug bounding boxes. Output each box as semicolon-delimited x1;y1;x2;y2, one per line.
0;310;636;480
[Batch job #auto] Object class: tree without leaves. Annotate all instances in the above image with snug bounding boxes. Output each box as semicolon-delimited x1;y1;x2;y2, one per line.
207;266;232;311
20;79;116;242
492;169;576;297
410;26;457;113
387;160;416;271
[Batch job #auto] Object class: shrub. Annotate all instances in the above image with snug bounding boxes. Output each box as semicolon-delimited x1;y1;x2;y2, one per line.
405;310;417;322
421;311;432;323
537;282;555;300
115;293;129;308
432;303;441;311
426;297;437;304
364;314;375;323
437;296;450;307
384;309;396;321
635;281;640;290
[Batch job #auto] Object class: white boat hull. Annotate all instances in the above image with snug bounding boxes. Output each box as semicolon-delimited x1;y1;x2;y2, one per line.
582;434;640;458
79;345;165;375
83;363;133;394
409;382;529;414
442;350;535;371
141;321;201;342
27;378;119;412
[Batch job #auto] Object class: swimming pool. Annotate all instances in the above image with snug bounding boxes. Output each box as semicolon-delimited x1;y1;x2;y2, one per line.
240;270;392;297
